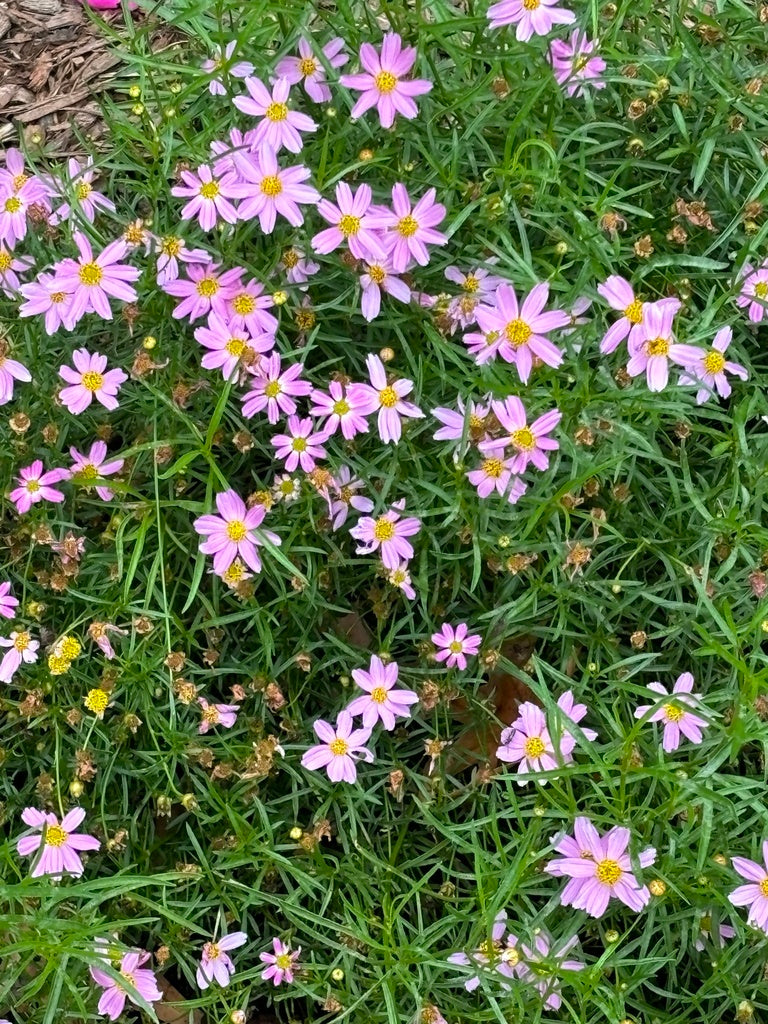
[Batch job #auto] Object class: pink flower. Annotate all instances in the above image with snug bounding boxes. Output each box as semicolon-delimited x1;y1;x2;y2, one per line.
433;397;491;443
325;466;374;529
301;710;374;783
445;263;501;299
164;263;242;322
0;151;50;246
51;232;140;324
596;275;649;354
544;816;656;917
234;76;317;153
626;299;688;392
19;273;76;334
197;932;248;988
729;841;768;933
259;938;301;985
272;415;328;472
193;489;280;576
231;146;320;232
368;184;446;272
0;629;39;683
227;278;278;336
736;260;768;323
466;455;521;502
557;689;598;744
0;350;31;405
350;500;421;569
90;950;162;1020
487;0;575;39
694;911;736;951
549;32;606;97
387;562;416;600
89;621;128;659
242;353;311;423
634;672;710;752
519;932;584;1010
202;42;254;96
48;158;115;226
69;442;124;501
359;256;411;321
340;33;432;128
194;312;273;381
10;460;69;514
16;807;100;878
463;326;505;364
474;282;569;383
276;37;348;103
198;696;240;734
0;582;18;620
310;379;370;440
676;326;748;403
0;247;34;297
350;353;424;444
446;911;510;991
313;182;384;260
346;655;418;730
432;622;481;670
154;234;212;286
279;245;320;285
171;164;240;231
497;702;570;780
59;349;127;414
479;396;561;472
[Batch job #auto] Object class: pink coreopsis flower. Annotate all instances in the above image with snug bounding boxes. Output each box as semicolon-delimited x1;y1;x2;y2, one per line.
445;264;502;299
241;350;311;417
234;76;317;153
164;263;242;322
340;33;432;128
549;32;606;97
90;951;162;1021
0;349;31;405
729;842;768;933
487;0;575;39
260;938;301;985
16;807;100;878
301;710;374;783
446;911;511;992
59;349;127;414
350;353;424;444
350;500;421;569
0;150;50;246
474;282;569;383
544;816;656;917
432;623;482;671
202;42;254;95
0;629;40;683
198;696;240;734
596;275;648;354
51;232;140;324
276;37;348;103
272;415;328;472
310;380;370;440
387;561;416;600
88;621;127;659
312;182;384;260
634;672;710;752
736;260;768;323
10;460;69;514
325;466;374;530
227;277;278;336
194;312;273;381
557;690;598;745
69;442;124;501
496;701;574;781
466;454;519;501
154;234;211;286
359;256;411;321
279;245;320;285
0;582;18;620
171;164;239;231
694;912;736;951
463;326;505;364
193;489;280;575
231;146;320;232
519;932;584;1010
433;397;491;444
346;655;418;730
369;184;446;272
19;272;76;334
676;326;748;403
626;298;689;392
197;932;248;988
48;158;116;226
0;247;33;297
480;396;561;472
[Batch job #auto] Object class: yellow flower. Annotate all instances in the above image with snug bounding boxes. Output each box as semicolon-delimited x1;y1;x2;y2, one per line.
84;688;110;717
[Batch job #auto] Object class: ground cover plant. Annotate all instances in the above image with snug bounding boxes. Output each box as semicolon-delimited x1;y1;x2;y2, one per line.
2;0;768;1022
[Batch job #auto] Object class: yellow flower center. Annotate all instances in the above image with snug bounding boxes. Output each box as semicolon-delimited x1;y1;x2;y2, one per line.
275;952;294;970
664;703;684;722
282;248;299;268
203;942;221;961
505;319;532;347
295;309;316;330
264;381;282;398
391;569;406;585
703;350;726;375
79;262;103;286
370;686;387;704
375;71;398;93
120;971;136;988
469;413;485;431
464;274;480;293
51;291;66;304
647;336;669;357
226;520;247;542
338;213;361;237
459;295;477;315
226;338;246;356
13;173;28;190
573;55;590;71
624;298;643;324
329;738;349;756
77;463;99;481
368;264;386;284
279;480;295;495
124;223;145;244
76;181;93;201
45;824;68;847
755;281;768;299
196;277;219;297
760;879;768;897
224;560;246;583
4;196;22;213
161;236;183;256
266;101;289;122
299;57;317;76
448;640;463;654
482;457;504;478
595;858;622;885
396;215;418;237
476;939;501;959
26;480;41;493
0;251;11;271
332;399;350;416
59;636;82;660
47;653;71;675
261;175;283;197
524;735;546;758
232;293;256;315
13;631;31;651
84;688;109;714
523;0;540;7
200;181;220;199
81;371;104;392
291;437;307;452
203;705;221;724
379;386;398;408
374;517;395;542
511;427;536;451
